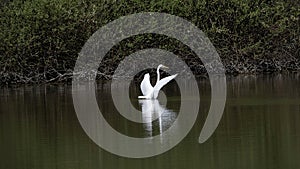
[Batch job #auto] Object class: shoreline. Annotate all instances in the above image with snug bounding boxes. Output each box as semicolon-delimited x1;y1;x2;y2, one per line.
0;58;299;87
1;72;300;89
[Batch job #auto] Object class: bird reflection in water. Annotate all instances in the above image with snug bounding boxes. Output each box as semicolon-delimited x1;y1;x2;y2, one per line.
138;99;177;137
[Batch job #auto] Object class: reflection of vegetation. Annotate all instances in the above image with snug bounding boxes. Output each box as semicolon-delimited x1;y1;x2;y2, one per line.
0;0;299;84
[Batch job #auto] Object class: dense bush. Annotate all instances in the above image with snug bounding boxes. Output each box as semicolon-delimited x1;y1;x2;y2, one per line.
0;0;299;84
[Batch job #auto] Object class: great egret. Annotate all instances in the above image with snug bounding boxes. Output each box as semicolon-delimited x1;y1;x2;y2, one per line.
138;64;177;99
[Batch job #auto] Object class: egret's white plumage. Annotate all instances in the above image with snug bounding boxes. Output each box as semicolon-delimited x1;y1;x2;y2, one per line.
140;73;152;96
139;64;177;99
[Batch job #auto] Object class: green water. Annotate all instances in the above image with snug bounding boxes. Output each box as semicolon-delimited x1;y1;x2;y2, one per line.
0;75;299;169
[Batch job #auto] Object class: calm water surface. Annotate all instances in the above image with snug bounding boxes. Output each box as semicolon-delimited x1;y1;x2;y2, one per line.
0;75;300;169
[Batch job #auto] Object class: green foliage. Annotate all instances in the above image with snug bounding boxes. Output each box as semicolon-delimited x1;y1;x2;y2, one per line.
0;0;299;84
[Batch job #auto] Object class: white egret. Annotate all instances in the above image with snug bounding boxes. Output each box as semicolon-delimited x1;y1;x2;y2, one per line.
138;64;177;99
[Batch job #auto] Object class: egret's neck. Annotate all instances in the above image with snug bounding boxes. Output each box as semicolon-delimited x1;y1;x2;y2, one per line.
156;67;160;85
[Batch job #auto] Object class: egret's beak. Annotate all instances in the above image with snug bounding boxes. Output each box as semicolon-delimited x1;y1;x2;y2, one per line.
161;65;169;69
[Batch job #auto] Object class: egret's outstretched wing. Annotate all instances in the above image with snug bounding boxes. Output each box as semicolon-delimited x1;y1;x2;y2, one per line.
140;73;153;96
152;74;177;98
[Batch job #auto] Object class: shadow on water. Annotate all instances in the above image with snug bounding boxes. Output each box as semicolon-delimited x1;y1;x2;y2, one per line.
0;74;300;169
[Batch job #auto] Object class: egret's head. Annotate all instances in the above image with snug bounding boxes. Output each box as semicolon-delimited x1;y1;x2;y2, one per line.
158;64;169;70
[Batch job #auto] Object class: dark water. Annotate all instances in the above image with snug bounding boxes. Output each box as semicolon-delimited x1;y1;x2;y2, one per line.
1;75;300;169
